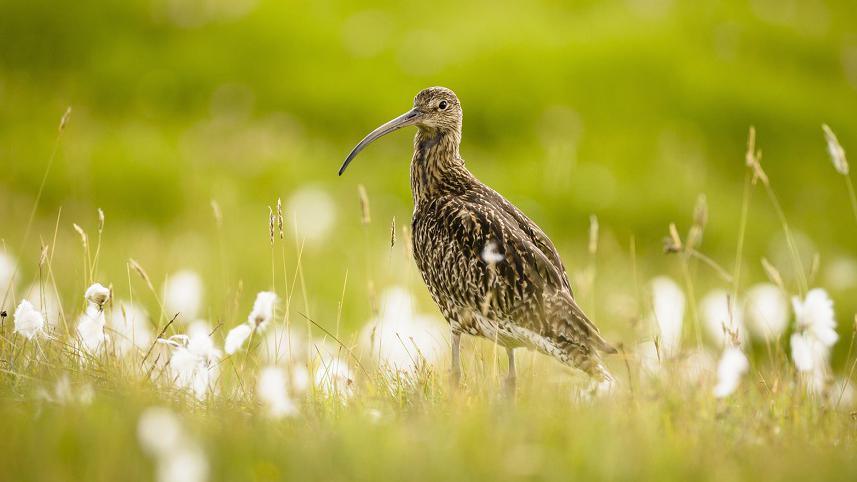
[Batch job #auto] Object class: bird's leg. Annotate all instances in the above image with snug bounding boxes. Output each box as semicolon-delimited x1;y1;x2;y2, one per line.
451;332;462;387
504;347;516;395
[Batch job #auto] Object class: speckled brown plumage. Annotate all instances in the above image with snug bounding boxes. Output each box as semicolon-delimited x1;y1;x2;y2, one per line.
341;87;615;385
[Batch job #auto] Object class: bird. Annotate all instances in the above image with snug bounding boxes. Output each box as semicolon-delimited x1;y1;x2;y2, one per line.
339;86;616;391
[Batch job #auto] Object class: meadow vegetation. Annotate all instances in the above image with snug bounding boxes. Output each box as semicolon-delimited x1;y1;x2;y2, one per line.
3;1;857;480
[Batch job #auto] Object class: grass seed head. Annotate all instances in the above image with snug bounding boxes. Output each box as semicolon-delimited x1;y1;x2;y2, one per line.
97;208;105;234
210;199;223;229
745;126;768;186
390;217;396;248
277;197;284;239
822;124;849;175
72;223;88;251
588;214;599;255
358;184;371;225
58;106;72;132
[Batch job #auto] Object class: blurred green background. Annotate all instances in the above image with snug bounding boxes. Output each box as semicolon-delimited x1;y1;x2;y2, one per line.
2;0;856;342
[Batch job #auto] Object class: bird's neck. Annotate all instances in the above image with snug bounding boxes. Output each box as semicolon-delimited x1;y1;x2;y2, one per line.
410;128;466;205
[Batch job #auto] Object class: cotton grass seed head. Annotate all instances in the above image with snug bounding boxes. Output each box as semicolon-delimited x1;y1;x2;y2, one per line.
164;270;204;321
85;283;111;308
744;283;788;342
13;300;45;340
257;366;298;418
224;323;252;355
248;291;277;329
700;289;745;348
713;346;749;398
650;276;685;358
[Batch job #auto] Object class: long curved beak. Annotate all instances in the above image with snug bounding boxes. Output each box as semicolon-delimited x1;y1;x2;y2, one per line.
338;108;422;176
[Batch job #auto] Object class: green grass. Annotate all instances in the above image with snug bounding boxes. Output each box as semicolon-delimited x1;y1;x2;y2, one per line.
4;1;857;479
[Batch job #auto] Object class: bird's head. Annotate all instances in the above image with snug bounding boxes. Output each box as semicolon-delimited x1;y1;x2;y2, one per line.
338;86;462;175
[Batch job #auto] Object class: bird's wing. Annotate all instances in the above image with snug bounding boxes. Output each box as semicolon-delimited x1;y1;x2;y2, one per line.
443;196;613;353
473;187;573;295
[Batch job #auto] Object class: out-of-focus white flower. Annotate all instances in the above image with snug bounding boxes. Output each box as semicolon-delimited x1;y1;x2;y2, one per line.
167;321;221;399
23;283;62;327
164;270;204;321
481;241;504;264
138;407;209;482
744;283;788;342
111;301;153;357
261;326;306;364
636;340;661;377
290;364;310;394
0;251;18;295
77;304;108;354
138;407;185;457
314;357;354;400
790;332;828;373
790;289;838;394
47;374;94;406
824;256;857;291
713;346;749;398
224;324;252;355
650;276;684;358
257;366;298;418
85;283;111;307
247;291;277;329
158;445;209;482
792;288;838;348
13;299;45;340
359;287;448;374
287;186;336;242
700;289;745;347
680;349;716;385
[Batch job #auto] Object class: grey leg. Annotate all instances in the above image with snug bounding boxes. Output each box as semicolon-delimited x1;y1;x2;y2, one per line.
451;332;461;386
505;347;516;395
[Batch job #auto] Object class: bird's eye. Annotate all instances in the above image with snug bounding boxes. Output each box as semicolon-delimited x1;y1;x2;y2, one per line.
438;100;448;110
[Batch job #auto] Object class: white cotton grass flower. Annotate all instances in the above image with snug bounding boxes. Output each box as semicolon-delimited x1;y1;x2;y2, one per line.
224;291;279;355
77;304;108;355
40;374;94;406
314;357;354;400
713;346;749;398
247;291;277;329
163;270;204;321
789;332;829;373
792;288;838;348
822;124;849;175
700;289;745;348
167;321;221;399
257;366;298;418
138;407;209;482
481;241;504;264
650;276;685;358
84;282;111;308
13;300;45;340
111;301;153;357
744;283;789;342
287;186;337;242
359;286;448;374
23;283;62;327
224;324;252;355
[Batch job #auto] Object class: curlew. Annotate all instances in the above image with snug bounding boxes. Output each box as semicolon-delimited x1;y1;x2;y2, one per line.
339;87;616;391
